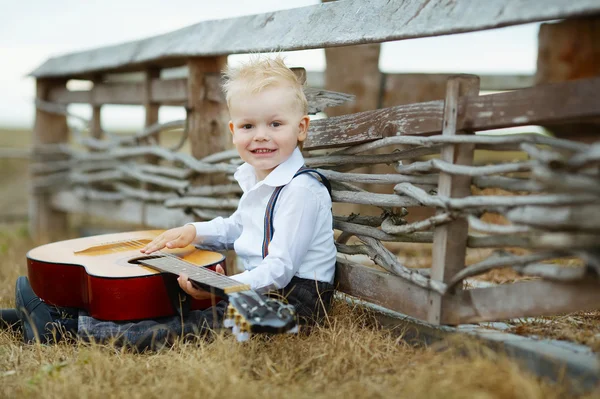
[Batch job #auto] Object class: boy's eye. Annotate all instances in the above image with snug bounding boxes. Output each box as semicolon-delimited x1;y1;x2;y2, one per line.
271;122;281;127
242;124;253;129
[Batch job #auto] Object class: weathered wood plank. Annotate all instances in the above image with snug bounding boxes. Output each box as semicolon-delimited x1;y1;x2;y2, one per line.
336;259;600;326
187;57;231;162
47;77;352;113
335;258;432;322
51;190;195;228
428;76;479;325
31;0;600;78
30;79;70;242
304;76;600;150
447;279;600;325
48;79;185;106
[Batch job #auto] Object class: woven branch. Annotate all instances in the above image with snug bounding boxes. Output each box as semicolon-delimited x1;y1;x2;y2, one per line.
396;159;536;176
396;183;599;210
337;235;446;295
467;215;530;234
447;250;573;289
381;213;454;234
331;133;587;155
306;146;441;168
568;142;600;170
334;219;434;243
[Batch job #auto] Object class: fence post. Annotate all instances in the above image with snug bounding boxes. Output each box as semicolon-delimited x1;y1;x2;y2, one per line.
91;75;103;140
187;57;230;161
427;75;480;325
186;56;237;273
29;78;70;242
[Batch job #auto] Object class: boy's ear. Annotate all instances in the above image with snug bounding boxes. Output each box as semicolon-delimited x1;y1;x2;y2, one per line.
297;115;310;142
228;121;234;135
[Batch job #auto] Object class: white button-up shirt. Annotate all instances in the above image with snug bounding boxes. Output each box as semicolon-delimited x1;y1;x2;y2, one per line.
190;147;336;292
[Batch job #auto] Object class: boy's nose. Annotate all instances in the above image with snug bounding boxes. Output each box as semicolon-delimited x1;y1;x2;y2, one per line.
253;127;269;141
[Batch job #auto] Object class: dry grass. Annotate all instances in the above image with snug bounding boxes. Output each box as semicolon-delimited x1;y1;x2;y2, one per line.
1;224;597;398
508;312;600;352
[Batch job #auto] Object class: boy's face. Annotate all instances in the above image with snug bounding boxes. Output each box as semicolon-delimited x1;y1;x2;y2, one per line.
228;85;309;181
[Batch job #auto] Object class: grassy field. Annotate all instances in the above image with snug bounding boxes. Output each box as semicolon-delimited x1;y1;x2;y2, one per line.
0;127;598;397
0;227;592;398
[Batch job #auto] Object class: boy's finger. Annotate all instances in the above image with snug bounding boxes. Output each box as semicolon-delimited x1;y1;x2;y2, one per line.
216;265;225;274
177;275;188;291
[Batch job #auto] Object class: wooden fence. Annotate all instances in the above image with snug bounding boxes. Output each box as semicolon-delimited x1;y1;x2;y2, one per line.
28;0;600;326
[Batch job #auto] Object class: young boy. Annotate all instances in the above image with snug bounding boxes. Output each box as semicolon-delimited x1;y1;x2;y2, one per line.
0;56;337;349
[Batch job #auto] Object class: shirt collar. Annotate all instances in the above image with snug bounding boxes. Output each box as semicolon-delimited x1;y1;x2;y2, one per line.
234;147;305;192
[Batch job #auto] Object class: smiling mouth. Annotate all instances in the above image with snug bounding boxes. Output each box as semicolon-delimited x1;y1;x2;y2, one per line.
251;149;276;154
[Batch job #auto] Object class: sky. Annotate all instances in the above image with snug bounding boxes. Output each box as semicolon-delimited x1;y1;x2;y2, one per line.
0;0;542;130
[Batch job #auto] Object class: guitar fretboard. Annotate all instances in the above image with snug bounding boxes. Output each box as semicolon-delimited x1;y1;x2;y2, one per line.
140;256;245;295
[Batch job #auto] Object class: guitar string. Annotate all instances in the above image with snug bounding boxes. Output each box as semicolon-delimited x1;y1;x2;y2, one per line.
124;238;236;288
89;236;234;289
103;238;299;328
113;238;239;289
110;239;236;291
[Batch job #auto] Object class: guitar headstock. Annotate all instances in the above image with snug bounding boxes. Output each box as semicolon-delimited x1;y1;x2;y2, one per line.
224;290;298;341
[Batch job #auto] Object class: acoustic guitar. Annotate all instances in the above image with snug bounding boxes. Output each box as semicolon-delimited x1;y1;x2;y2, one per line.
26;230;297;340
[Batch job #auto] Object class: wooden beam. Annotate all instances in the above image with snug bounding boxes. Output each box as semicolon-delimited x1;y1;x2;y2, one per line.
30;79;69;243
304;76;600;150
186;57;231;161
51;191;194;228
336;259;600;325
142;68;161;225
47;77;352;113
428;75;479;325
90;75;103;140
335;258;432;321
31;0;600;78
48;79;187;106
307;71;534;92
535;16;600;144
144;68;160;129
447;278;600;325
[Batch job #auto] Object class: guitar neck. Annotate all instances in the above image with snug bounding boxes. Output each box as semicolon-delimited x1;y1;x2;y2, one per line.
140;256;249;296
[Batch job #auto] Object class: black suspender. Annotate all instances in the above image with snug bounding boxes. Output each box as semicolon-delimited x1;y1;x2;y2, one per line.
261;167;332;258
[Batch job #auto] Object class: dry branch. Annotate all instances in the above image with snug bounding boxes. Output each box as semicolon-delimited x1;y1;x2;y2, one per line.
396;159;535;176
318;169;439;185
396;183;599;210
331;133;586;155
381;213;454;234
306;146;441;168
467;215;530;234
333;220;433;243
333;190;419;207
506;205;600;233
531;166;600;195
336;236;446;295
447;251;573;289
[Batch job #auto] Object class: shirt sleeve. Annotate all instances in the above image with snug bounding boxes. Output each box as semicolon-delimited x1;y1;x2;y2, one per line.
187;208;243;251
229;183;323;292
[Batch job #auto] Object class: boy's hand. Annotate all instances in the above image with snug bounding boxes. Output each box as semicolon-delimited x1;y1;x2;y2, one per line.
178;264;226;300
141;225;197;254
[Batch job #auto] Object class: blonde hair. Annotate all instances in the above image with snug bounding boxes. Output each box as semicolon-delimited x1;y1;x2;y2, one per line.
221;55;308;115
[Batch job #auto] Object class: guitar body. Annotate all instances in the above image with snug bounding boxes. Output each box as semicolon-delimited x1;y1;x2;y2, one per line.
26;230;226;321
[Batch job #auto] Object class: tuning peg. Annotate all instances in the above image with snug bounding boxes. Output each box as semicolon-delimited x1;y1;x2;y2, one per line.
223;318;235;328
223;305;237;328
236;332;250;342
286;325;299;334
